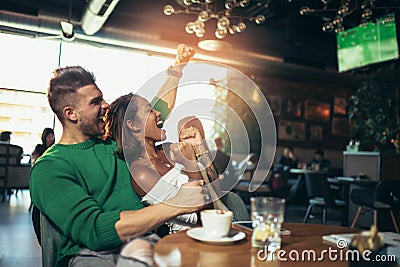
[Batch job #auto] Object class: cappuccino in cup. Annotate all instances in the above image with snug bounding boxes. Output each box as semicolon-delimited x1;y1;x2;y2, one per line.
200;209;233;238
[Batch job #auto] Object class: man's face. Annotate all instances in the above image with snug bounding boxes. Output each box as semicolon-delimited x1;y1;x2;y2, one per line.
74;84;109;138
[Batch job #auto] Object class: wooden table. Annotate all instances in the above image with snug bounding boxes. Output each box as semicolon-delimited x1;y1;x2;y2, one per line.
153;222;361;267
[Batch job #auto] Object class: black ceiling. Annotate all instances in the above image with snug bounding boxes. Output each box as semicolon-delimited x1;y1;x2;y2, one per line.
1;0;399;71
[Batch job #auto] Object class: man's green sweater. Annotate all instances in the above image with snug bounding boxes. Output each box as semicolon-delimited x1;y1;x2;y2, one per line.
30;137;144;267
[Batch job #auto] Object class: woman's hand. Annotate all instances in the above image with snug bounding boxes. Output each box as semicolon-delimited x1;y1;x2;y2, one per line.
179;126;202;146
175;44;195;66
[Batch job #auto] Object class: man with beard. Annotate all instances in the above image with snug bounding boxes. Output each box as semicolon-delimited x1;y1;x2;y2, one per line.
30;44;207;267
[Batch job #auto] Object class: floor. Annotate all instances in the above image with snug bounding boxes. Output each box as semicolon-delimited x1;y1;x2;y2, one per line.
0;190;41;267
0;190;344;267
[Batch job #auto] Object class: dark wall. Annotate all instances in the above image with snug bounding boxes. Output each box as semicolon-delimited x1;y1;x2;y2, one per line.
247;63;356;151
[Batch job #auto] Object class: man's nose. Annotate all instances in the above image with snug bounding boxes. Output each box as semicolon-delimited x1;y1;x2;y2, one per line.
102;100;110;109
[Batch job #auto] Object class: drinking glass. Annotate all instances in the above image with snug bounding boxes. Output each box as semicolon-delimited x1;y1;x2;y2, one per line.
250;197;286;251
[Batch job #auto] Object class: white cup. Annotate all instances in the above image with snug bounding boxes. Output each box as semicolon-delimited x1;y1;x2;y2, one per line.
200;209;233;238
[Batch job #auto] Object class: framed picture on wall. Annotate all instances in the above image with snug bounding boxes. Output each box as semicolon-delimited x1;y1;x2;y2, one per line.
305;101;330;121
310;125;323;141
278;120;306;141
334;97;347;115
285;98;302;117
332;117;351;136
267;95;282;116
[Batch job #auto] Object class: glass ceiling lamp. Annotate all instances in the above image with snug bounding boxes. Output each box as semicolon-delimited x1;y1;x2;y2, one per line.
163;0;267;40
299;0;398;33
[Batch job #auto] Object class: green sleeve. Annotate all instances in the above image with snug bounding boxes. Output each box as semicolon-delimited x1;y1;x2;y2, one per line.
151;96;171;122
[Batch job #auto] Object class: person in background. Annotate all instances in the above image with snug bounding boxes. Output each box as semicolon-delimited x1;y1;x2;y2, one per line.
307;149;332;171
277;147;298;170
31;127;55;245
211;136;237;192
270;147;297;194
212;137;234;176
0;131;12;143
31;127;55;164
30;44;206;267
275;147;299;187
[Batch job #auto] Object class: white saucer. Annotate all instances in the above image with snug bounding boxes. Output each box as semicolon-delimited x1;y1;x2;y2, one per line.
186;227;246;245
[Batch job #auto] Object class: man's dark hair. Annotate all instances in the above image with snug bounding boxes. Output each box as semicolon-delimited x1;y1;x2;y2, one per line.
47;66;96;122
315;149;324;156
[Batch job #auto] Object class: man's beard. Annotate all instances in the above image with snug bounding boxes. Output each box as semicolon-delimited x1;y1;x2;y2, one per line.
79;118;104;138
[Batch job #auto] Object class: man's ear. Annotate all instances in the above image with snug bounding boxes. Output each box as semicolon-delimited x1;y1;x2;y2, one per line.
63;106;78;122
126;120;141;133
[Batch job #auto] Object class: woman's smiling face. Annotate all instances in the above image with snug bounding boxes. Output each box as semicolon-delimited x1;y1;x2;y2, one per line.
134;96;166;142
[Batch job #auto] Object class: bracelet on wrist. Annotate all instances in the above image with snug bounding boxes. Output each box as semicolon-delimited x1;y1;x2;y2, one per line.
195;150;209;158
193;143;206;153
166;65;183;78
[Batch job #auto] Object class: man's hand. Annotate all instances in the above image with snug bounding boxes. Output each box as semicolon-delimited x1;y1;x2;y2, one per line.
116;180;207;242
175;44;195;65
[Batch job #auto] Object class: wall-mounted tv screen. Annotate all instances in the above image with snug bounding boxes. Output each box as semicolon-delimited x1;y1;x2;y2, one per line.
336;13;399;73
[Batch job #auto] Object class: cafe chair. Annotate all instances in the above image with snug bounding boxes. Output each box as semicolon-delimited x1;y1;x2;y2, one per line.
287;172;304;204
303;173;347;225
40;212;62;267
221;191;250;221
0;143;31;202
350;181;399;233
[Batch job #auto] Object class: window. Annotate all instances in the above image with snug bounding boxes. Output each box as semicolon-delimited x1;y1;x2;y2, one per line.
0;33;223;153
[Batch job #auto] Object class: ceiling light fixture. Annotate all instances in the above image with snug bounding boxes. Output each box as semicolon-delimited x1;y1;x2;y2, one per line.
299;0;399;33
163;0;267;40
60;21;75;41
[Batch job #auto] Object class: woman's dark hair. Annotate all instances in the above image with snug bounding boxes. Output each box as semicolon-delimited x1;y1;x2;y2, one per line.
41;128;54;145
105;93;142;162
47;66;96;122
